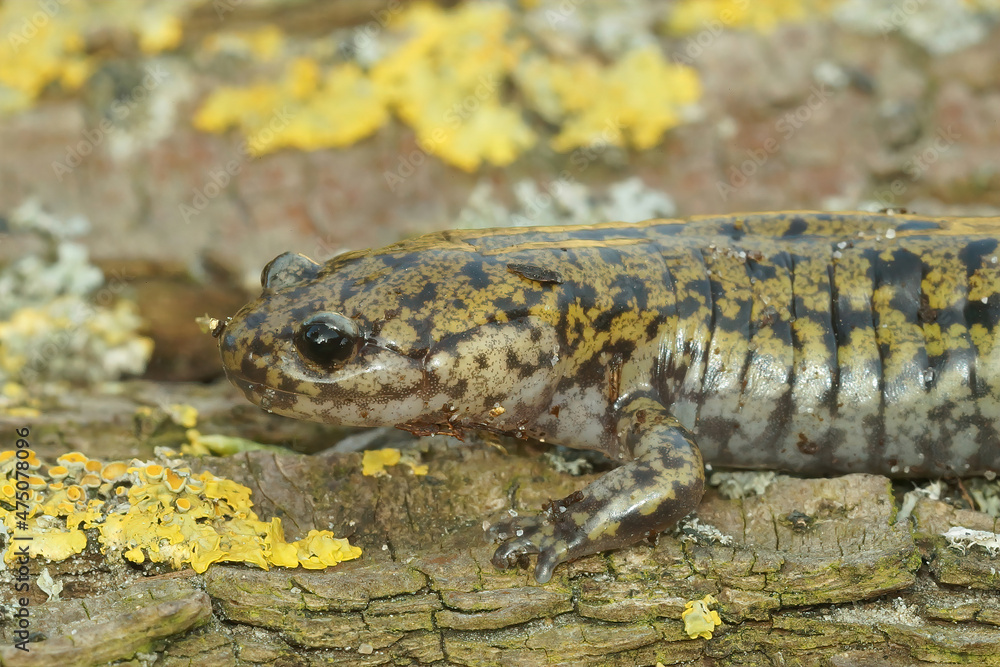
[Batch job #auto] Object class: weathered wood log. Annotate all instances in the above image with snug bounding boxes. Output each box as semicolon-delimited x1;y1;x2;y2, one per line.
3;381;1000;666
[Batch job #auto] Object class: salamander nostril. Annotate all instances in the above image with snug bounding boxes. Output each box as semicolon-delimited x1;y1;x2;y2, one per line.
239;352;263;383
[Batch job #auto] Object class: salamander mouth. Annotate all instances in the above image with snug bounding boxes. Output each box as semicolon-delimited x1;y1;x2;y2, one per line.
223;370;306;411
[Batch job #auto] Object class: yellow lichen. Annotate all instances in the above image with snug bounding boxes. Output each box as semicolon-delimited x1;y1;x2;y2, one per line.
682;594;723;639
193;57;389;157
362;448;428;477
0;1;197;114
166;403;199;429
0;451;362;573
296;530;363;569
0;383;38;418
666;0;838;34
65;485;85;503
0;2;93;113
20;529;89;561
362;449;402;477
368;2;535;170
136;13;182;54
399;451;429;476
101;461;128;481
1;405;40;418
518;46;702;152
143;464;165;481
57;452;88;469
78;473;102;489
263;518;301;568
47;465;69;481
163;469;187;493
191;2;703;170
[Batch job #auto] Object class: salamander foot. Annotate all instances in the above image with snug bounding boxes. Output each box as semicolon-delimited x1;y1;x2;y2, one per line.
489;508;573;584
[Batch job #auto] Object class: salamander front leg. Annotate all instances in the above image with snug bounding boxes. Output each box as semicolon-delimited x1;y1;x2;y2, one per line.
491;396;705;583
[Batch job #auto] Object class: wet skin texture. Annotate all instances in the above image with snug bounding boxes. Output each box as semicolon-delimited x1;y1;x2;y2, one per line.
219;211;1000;583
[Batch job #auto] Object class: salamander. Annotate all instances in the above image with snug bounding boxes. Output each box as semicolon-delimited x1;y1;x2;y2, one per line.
217;211;1000;583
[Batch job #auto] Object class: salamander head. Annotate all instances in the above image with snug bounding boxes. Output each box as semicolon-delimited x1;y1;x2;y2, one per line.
218;251;427;425
218;245;562;430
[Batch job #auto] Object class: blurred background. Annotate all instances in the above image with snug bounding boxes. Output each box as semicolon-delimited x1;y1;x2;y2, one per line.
1;0;999;412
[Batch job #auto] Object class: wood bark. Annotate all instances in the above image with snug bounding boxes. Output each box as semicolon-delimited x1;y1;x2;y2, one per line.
2;381;1000;666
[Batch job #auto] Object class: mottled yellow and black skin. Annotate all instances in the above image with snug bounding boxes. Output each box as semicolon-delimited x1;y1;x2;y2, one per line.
219;211;1000;583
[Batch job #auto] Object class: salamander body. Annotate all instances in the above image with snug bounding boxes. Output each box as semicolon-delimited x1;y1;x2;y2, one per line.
219;211;1000;582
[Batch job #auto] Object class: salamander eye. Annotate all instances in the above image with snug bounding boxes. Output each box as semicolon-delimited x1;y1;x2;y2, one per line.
294;313;359;368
